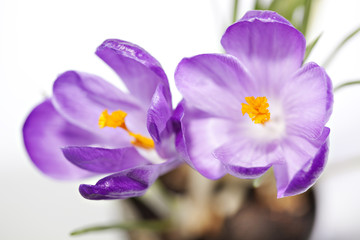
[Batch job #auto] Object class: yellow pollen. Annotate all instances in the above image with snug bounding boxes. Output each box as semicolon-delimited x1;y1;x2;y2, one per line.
241;96;270;124
98;109;155;149
99;110;127;129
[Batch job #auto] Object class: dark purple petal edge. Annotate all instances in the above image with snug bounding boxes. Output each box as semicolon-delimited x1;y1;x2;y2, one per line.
172;101;196;170
225;164;272;179
278;139;329;198
79;158;182;200
147;84;173;144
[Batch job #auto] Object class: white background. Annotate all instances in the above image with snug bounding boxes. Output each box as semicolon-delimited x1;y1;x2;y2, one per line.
1;0;360;239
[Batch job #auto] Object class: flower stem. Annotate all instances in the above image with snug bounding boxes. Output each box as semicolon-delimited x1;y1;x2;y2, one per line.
70;219;171;236
301;0;312;37
334;80;360;92
232;0;239;23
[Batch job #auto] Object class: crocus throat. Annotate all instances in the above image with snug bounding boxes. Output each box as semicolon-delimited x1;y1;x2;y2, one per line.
99;109;155;149
241;96;270;124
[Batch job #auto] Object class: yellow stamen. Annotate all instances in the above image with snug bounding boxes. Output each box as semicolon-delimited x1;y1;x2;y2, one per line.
129;132;155;149
98;109;155;149
241;96;270;124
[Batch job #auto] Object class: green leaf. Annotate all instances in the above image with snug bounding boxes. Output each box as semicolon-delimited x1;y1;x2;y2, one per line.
334;80;360;92
303;32;322;62
232;0;239;23
70;220;171;236
300;0;312;37
254;0;265;10
323;26;360;68
268;0;305;21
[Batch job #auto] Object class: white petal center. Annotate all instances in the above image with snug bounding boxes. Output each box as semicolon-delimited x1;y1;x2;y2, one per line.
244;98;286;143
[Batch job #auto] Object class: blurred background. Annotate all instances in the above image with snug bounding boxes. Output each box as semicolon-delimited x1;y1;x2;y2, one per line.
1;0;360;239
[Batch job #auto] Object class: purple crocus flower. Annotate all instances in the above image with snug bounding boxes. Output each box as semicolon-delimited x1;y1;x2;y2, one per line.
175;11;333;198
23;39;182;200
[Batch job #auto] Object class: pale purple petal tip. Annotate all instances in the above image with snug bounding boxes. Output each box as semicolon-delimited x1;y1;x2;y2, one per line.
23;99;97;180
62;146;150;174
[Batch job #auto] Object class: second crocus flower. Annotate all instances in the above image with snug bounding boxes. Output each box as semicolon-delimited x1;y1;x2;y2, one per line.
175;11;333;198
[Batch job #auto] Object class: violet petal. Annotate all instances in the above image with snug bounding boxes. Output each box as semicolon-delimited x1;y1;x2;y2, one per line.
221;11;305;93
240;10;292;25
325;71;334;122
175;53;253;120
52;70;147;145
62;146;150;174
274;127;330;198
79;158;182;200
96;39;170;106
147;84;177;158
176;102;228;179
283;62;332;139
282;142;328;197
214;139;282;179
147;84;173;143
23;99;99;180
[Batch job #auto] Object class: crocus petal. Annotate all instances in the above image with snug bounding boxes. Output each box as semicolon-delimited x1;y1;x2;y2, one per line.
175;53;253;120
23;99;99;180
282;62;332;139
96;39;170;106
240;10;292;24
325;72;333;122
147;84;173;143
147;84;177;158
214;139;282;179
62;146;150;174
52;71;147;144
221;10;305;93
79;158;182;200
176;102;231;179
274;127;330;198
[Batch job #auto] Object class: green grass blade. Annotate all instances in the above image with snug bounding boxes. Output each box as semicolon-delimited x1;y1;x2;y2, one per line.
70;220;171;236
304;32;322;62
232;0;239;23
323;26;360;68
334;80;360;92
